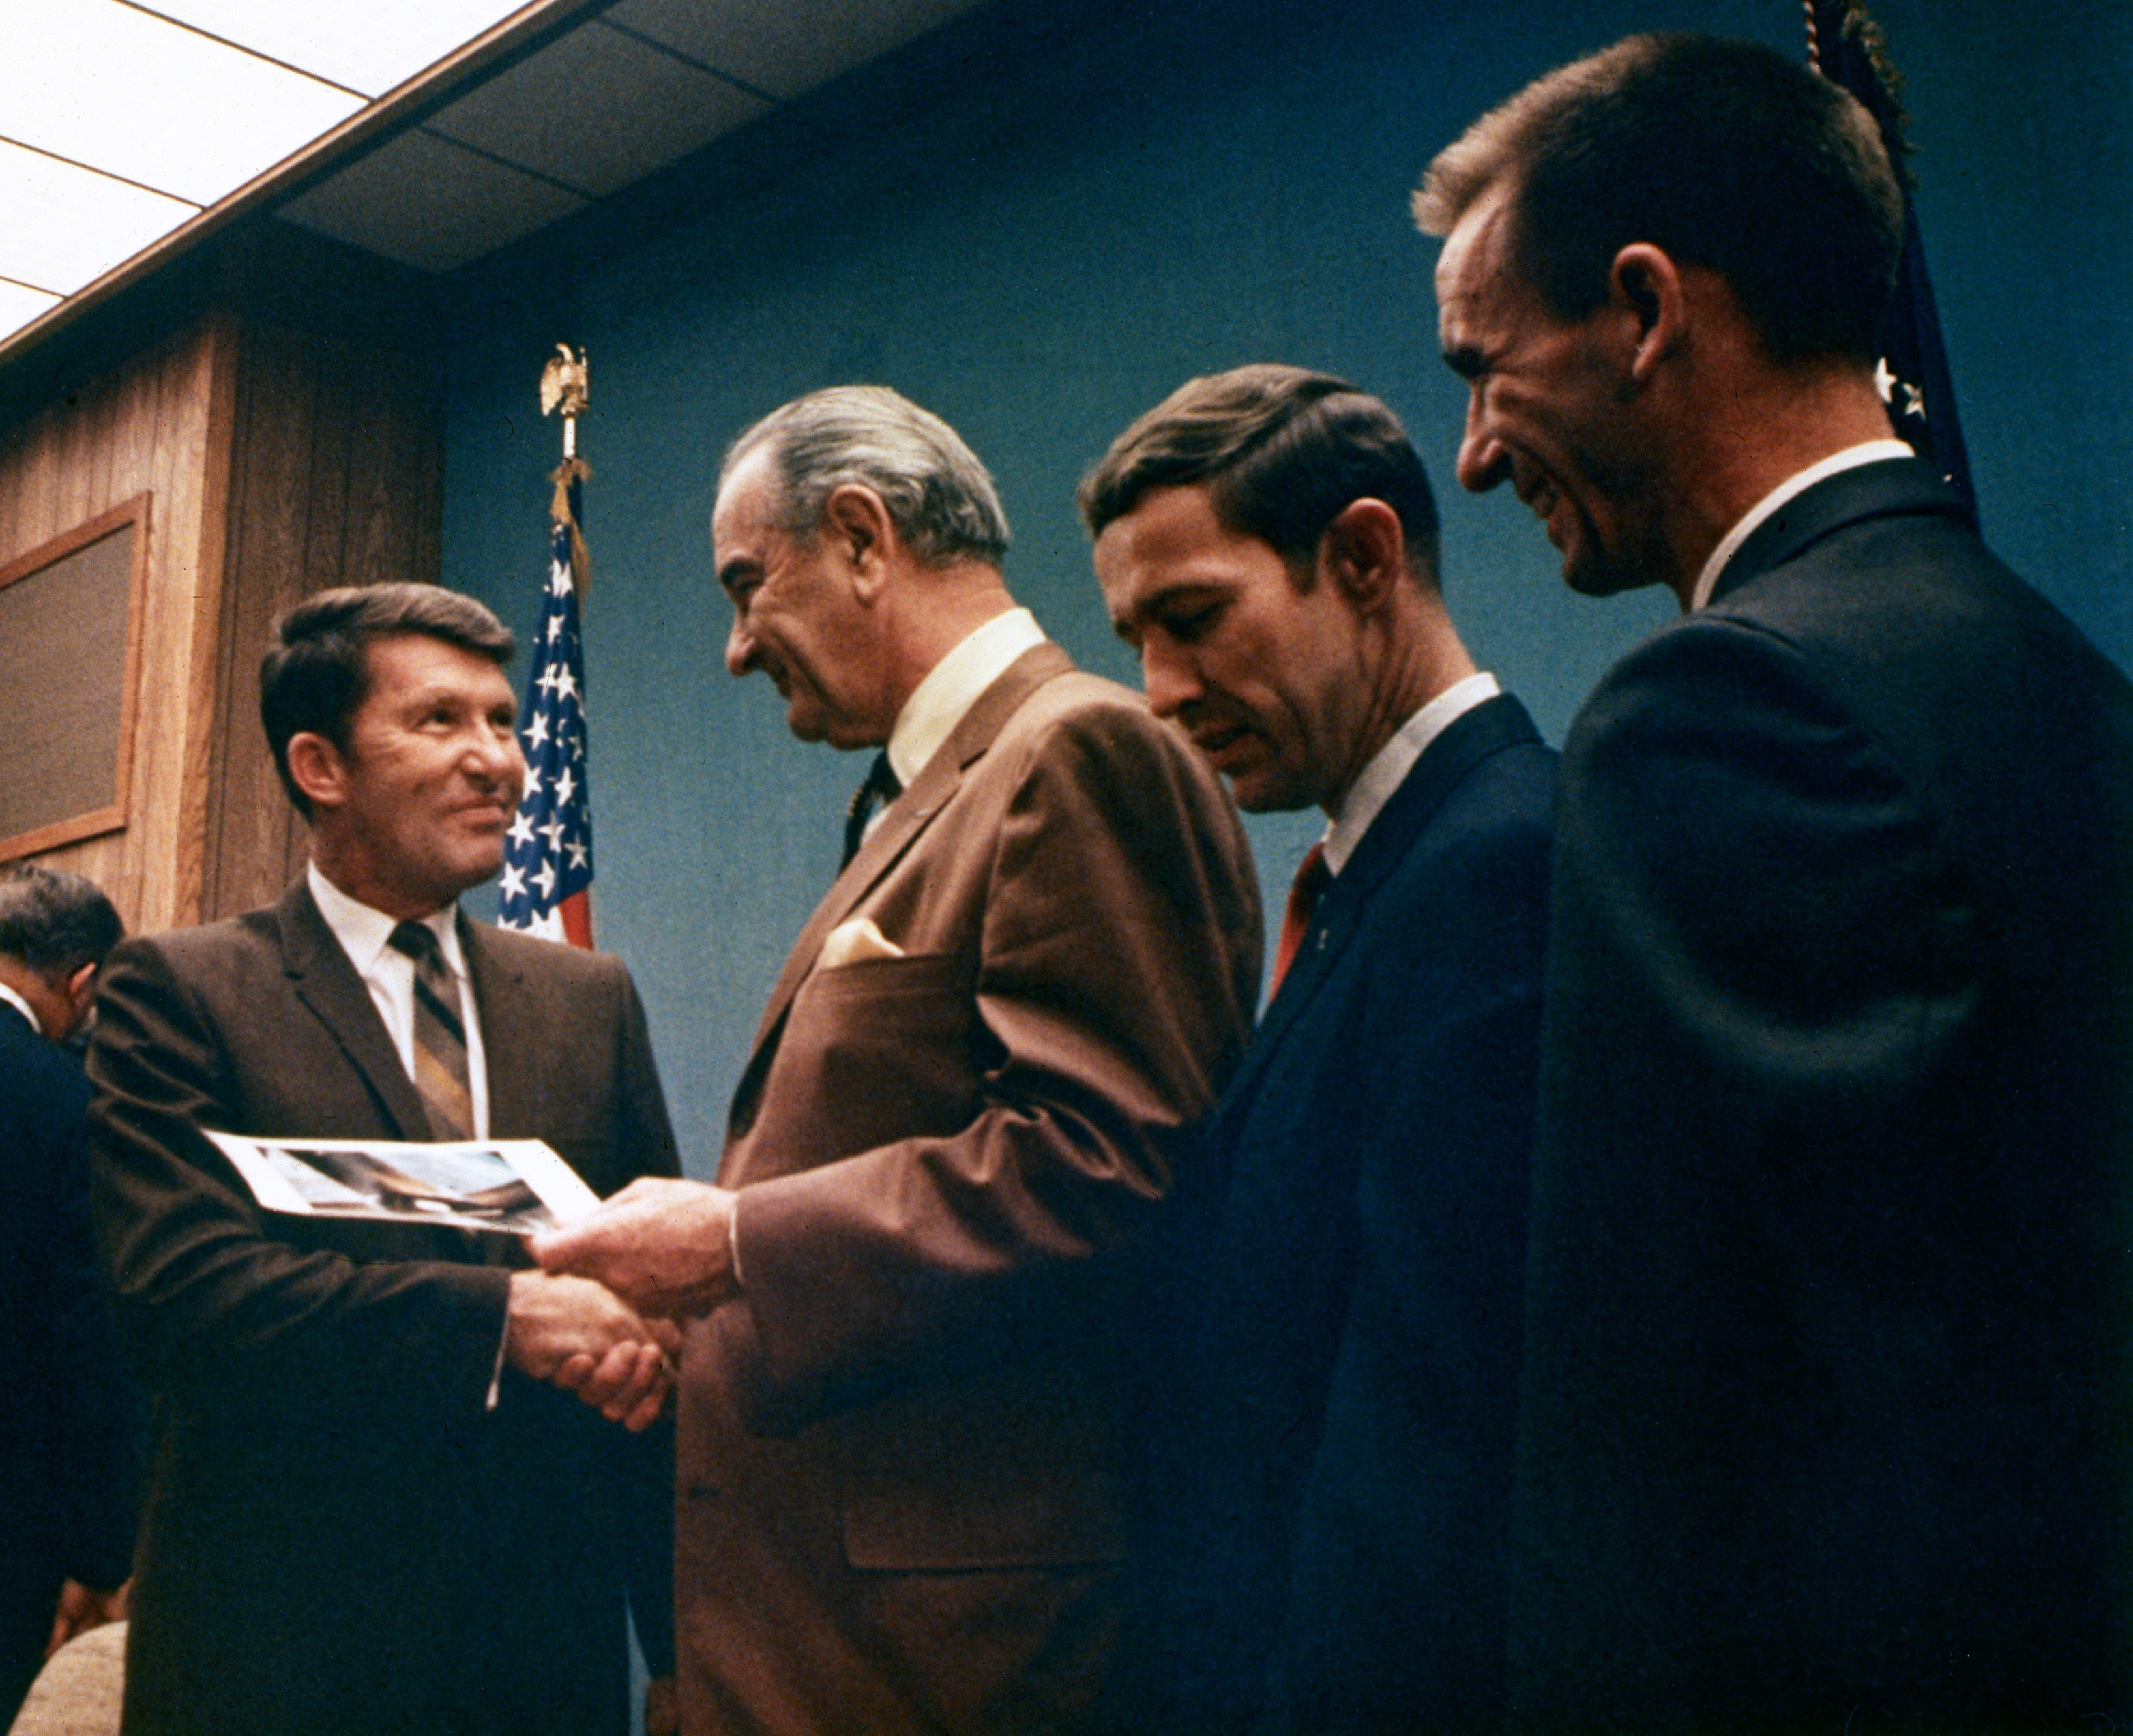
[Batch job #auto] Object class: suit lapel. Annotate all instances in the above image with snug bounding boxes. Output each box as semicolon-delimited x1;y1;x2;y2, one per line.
278;879;432;1142
1218;694;1542;1117
1713;458;1967;605
734;642;1075;1098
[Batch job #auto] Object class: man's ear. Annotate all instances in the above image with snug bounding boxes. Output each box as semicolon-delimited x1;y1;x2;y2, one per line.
1610;243;1687;385
820;484;897;603
285;731;349;814
62;961;97;1027
1319;499;1407;614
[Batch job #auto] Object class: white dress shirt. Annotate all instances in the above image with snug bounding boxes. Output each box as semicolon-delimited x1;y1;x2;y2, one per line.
307;861;491;1139
884;608;1049;790
0;981;42;1038
1321;672;1502;875
1689;439;1916;612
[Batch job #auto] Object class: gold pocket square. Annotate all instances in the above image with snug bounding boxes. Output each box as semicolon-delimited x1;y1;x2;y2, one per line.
817;917;905;969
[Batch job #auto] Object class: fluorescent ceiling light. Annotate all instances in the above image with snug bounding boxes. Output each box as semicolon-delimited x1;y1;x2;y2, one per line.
3;0;364;205
0;138;196;297
136;1;537;100
0;281;63;334
0;0;534;352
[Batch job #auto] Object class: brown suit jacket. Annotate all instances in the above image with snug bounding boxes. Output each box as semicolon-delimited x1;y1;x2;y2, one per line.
87;879;680;1736
675;643;1261;1735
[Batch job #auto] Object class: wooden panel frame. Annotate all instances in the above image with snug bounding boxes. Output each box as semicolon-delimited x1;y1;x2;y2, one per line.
0;491;153;862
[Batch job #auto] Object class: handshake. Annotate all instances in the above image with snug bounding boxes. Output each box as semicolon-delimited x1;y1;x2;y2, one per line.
507;1178;741;1432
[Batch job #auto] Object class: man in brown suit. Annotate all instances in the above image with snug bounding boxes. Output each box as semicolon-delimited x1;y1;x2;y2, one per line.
537;386;1261;1735
88;585;681;1735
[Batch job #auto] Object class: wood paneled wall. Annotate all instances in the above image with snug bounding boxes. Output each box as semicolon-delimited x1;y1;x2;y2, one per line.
0;319;235;935
0;312;442;936
199;323;443;922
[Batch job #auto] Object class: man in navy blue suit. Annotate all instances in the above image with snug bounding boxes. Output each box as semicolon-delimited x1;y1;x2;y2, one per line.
1422;33;2133;1729
1084;364;1555;1734
0;865;136;1726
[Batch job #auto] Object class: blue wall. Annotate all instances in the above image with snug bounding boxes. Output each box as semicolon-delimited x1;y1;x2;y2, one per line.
437;0;2133;1171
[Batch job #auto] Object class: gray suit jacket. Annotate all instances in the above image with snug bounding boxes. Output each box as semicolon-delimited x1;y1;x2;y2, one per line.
89;878;681;1736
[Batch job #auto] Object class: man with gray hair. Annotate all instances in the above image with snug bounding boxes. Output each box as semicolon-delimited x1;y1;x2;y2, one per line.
539;386;1261;1735
1421;31;2133;1730
0;865;136;1726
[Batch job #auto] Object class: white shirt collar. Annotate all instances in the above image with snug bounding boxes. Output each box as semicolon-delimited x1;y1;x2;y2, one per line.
1690;439;1916;612
307;861;467;982
885;607;1048;788
1321;672;1501;875
0;981;42;1038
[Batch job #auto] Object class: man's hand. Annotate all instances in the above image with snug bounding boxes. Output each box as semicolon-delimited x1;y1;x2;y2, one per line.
531;1177;740;1319
505;1270;673;1430
46;1578;127;1658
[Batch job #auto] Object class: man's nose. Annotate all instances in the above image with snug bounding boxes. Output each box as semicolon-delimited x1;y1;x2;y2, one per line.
478;722;525;782
1141;640;1201;719
725;615;755;679
1455;395;1508;495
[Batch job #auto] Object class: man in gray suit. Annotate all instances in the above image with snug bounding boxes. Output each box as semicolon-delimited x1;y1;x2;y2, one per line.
89;584;681;1735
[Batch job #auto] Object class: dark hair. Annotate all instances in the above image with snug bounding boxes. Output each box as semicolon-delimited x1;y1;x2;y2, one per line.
260;583;514;817
1415;33;1904;366
1079;364;1441;587
0;864;123;974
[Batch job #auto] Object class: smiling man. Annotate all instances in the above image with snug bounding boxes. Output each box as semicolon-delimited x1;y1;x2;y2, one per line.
1083;364;1554;1734
1419;33;2133;1730
87;583;682;1736
535;386;1259;1736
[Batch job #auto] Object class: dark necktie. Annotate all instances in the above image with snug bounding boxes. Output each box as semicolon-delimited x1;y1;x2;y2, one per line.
842;751;902;869
1268;842;1331;997
387;920;474;1141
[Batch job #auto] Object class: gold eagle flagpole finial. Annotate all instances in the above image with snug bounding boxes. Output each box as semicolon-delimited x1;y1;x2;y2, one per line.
540;344;591;595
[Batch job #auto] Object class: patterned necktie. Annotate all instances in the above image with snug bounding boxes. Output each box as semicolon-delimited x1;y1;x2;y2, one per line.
842;751;903;869
1269;842;1332;998
387;920;474;1141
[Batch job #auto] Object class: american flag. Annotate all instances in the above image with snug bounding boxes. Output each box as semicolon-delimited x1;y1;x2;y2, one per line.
1807;0;1978;522
497;517;595;945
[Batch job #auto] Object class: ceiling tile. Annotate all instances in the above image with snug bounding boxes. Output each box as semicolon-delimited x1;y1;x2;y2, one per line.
426;21;769;199
603;0;992;103
138;1;534;100
3;0;362;205
277;128;587;274
0;280;63;349
0;139;198;295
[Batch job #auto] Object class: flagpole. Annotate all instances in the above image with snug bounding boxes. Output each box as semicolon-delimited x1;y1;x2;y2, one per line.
1804;0;1978;521
497;346;599;947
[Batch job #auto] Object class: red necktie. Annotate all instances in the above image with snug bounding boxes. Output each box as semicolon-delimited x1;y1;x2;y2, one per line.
1269;842;1331;997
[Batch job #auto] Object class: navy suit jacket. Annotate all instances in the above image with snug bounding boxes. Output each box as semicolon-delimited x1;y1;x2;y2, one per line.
0;1002;140;1720
1138;692;1555;1735
1512;460;2133;1731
